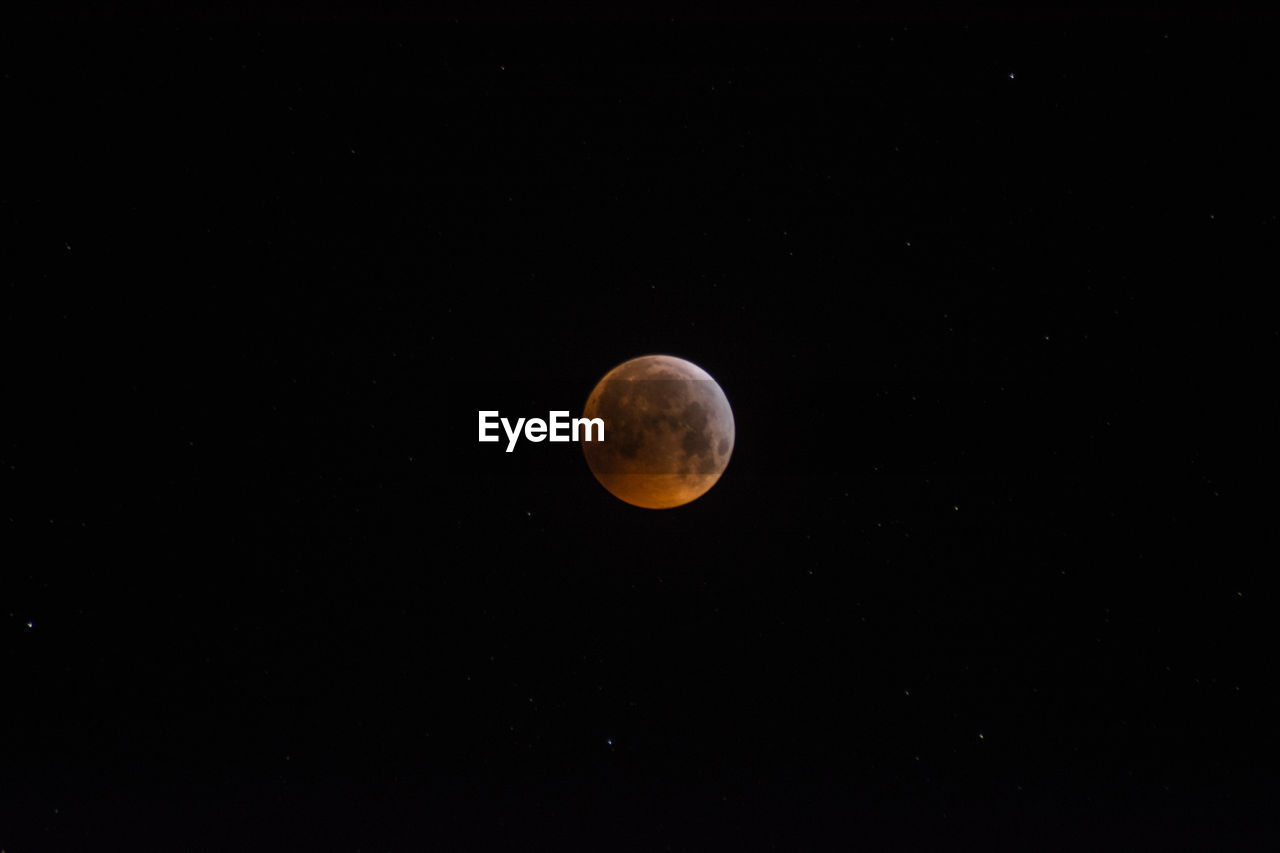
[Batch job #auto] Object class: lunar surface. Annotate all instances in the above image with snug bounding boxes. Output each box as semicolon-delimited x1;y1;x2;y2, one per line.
581;354;735;509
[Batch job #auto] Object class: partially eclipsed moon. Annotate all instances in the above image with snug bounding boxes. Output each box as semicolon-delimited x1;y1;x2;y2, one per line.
582;354;735;509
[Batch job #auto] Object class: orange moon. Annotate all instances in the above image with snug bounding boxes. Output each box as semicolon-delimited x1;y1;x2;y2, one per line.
581;354;735;509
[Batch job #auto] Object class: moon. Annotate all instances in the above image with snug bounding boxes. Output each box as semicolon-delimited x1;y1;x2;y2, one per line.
581;354;735;509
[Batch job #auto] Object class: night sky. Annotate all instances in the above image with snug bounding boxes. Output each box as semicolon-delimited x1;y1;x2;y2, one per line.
3;4;1275;850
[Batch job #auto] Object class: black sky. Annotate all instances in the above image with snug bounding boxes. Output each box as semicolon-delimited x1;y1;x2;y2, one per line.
2;6;1275;850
